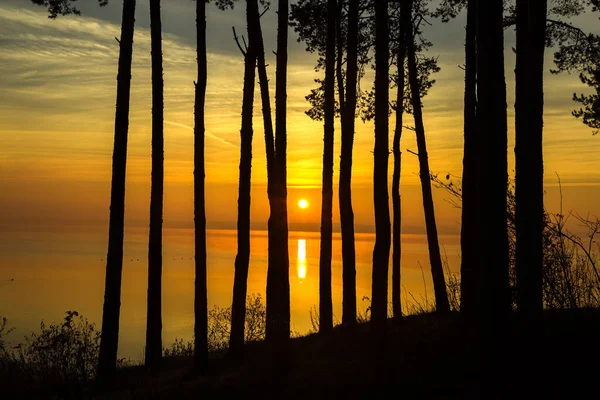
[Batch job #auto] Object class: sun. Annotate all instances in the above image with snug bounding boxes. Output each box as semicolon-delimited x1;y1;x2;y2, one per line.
298;199;309;209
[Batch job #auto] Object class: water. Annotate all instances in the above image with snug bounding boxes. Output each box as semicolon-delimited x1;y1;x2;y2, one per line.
0;227;459;361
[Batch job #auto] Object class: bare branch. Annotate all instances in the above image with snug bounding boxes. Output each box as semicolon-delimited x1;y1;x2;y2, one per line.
232;26;246;56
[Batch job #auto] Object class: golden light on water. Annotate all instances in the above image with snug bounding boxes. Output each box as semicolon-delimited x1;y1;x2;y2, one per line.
298;199;309;209
297;239;307;280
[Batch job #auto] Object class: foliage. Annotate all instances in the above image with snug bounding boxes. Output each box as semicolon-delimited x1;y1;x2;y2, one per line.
289;0;372;121
30;0;108;19
572;67;600;135
359;0;441;122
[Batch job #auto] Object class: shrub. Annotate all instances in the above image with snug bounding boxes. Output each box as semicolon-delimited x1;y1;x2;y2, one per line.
16;311;100;386
163;293;267;357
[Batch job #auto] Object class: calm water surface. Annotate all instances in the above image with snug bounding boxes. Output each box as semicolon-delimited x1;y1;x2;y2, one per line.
0;227;459;361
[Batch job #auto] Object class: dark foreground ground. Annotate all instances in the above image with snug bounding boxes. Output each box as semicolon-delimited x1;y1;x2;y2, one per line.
12;309;600;399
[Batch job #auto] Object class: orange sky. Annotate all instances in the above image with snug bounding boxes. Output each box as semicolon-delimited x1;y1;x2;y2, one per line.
1;1;599;237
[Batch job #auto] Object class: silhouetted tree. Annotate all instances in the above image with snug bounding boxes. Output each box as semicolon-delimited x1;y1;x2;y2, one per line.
194;0;209;369
338;0;359;326
230;1;258;356
96;0;136;380
371;0;391;338
391;0;407;321
144;0;165;369
435;0;479;316
291;0;370;326
243;0;291;343
404;0;450;313
459;0;478;318
31;0;128;382
319;0;336;334
435;0;478;316
95;0;137;380
515;0;547;322
272;0;291;341
41;0;132;381
476;0;510;318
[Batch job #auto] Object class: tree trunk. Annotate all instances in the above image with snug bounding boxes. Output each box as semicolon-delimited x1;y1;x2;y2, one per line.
405;0;450;314
145;0;164;368
97;0;136;381
273;0;291;341
475;0;510;321
371;0;391;338
247;0;290;343
515;0;546;320
392;0;407;321
319;0;336;334
194;0;209;369
336;0;345;114
475;0;510;393
340;0;357;326
230;0;257;356
515;3;546;393
460;0;478;317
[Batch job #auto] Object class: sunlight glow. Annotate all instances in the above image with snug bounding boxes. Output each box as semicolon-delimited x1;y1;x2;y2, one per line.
298;199;309;209
297;239;307;280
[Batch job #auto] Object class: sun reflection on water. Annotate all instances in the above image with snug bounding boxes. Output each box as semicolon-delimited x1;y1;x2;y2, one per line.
297;239;307;280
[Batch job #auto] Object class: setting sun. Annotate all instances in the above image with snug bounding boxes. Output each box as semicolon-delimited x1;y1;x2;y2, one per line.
298;199;309;209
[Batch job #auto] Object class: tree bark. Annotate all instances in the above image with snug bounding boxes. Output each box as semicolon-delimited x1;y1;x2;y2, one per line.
371;0;391;338
475;0;510;320
319;0;336;333
392;0;407;321
340;0;358;326
460;0;478;317
515;0;546;320
145;0;164;368
194;0;209;369
271;0;292;343
405;0;449;314
230;0;257;356
97;0;136;381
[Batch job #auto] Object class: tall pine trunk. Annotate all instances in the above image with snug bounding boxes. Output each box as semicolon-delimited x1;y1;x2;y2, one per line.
476;2;510;393
194;0;209;369
145;0;164;368
97;0;136;381
248;0;290;342
335;0;346;113
340;0;358;326
230;0;257;356
319;0;336;333
371;0;391;338
405;0;449;313
392;1;407;321
515;0;546;320
476;0;510;321
273;0;291;340
460;0;478;317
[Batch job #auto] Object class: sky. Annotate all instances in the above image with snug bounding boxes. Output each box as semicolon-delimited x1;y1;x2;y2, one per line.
1;0;599;237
